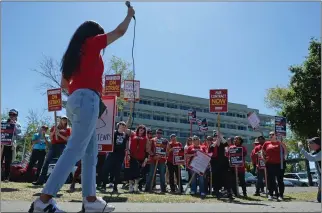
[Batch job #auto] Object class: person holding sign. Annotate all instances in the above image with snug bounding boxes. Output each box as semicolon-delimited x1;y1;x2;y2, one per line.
230;136;248;197
251;136;266;196
29;5;135;213
125;125;148;193
187;135;207;199
33;116;71;186
262;131;287;201
1;109;22;181
145;129;168;193
26;126;50;182
166;134;183;193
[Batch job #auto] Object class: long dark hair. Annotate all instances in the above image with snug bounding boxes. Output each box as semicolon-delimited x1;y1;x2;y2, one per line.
61;21;105;81
135;125;146;137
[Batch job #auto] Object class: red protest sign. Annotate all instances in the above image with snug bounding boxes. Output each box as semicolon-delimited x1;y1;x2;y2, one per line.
47;88;62;112
209;89;228;113
173;147;185;165
229;146;244;167
104;75;121;97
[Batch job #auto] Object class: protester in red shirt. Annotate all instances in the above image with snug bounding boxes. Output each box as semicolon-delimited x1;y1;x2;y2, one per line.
145;129;168;193
262;131;287;201
251;136;266;196
29;6;135;212
230;136;248;197
125;125;148;193
33;116;71;186
204;136;215;195
187;135;207;199
166;134;183;193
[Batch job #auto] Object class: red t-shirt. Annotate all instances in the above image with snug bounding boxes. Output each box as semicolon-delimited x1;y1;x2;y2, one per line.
251;144;262;166
187;144;207;155
50;126;71;144
229;145;247;172
150;137;168;164
207;144;218;159
130;134;147;161
68;34;108;95
167;142;182;164
262;141;284;164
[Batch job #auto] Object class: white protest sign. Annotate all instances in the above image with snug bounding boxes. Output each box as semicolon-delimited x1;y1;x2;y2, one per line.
247;112;260;129
96;96;116;152
189;150;211;176
123;80;140;102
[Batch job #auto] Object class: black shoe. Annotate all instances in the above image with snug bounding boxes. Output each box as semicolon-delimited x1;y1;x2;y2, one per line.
253;192;260;196
112;188;118;193
243;193;247;197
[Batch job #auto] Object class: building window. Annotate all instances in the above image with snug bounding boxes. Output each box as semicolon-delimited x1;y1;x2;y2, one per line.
203;108;209;113
180;132;190;138
139;100;151;105
153;102;165;107
180;105;190;110
238;126;247;131
166;117;178;123
195;108;203;112
167;103;178;109
208;122;215;127
153;115;164;121
180;119;189;124
227;124;236;129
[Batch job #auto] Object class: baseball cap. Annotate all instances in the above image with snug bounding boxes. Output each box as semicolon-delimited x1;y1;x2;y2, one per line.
307;137;321;146
170;134;176;138
61;115;68;119
192;135;200;140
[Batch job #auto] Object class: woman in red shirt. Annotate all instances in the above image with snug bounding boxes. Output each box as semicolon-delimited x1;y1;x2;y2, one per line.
29;6;135;213
33;116;71;185
166;134;183;193
230;136;248;197
262;131;287;201
125;125;148;193
187;135;207;199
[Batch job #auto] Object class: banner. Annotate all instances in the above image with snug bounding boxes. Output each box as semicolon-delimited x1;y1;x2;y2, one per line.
229;147;244;167
188;110;196;123
209;89;228;113
275;116;286;137
124;80;140;102
188;150;211;176
96;96;116;152
247;112;260;129
1;122;15;145
105;75;121;97
173;147;185;165
47;88;62;112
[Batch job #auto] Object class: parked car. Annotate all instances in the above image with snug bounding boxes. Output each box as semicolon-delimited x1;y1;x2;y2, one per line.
284;172;318;186
245;172;294;187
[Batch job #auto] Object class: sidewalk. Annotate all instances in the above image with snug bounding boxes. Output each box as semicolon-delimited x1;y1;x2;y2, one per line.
1;200;321;212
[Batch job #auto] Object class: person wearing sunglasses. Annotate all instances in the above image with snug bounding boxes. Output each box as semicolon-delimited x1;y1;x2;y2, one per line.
262;131;287;201
145;129;168;193
33;116;71;186
298;137;321;203
125;125;148;193
1;109;22;181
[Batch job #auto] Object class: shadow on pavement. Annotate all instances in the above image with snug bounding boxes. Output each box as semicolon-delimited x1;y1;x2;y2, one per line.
103;194;128;203
221;199;269;206
1;188;20;192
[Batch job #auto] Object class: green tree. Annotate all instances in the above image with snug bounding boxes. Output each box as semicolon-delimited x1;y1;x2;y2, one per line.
265;38;321;185
33;55;134;111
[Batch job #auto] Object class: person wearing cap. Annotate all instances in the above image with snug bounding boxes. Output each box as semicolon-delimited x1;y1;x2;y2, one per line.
1;109;22;181
166;134;183;193
25;126;50;182
187;135;207;199
251;136;266;196
145;129;168;193
33;116;71;185
298;137;321;203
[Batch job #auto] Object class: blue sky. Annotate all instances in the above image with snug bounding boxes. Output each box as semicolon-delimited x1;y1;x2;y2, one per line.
1;2;320;131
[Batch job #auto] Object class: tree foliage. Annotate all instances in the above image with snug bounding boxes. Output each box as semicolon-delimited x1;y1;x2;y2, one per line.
33;55;134;111
265;38;321;139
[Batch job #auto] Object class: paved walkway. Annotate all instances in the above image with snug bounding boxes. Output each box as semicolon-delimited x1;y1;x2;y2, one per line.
1;200;321;212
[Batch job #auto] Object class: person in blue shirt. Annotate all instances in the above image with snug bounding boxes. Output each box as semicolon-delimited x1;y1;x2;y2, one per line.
1;109;22;181
25;126;50;182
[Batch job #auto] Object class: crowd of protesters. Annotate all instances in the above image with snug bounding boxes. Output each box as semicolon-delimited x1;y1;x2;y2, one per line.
1;110;321;203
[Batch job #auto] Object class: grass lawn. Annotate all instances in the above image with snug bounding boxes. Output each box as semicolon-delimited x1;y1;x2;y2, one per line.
1;182;317;203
